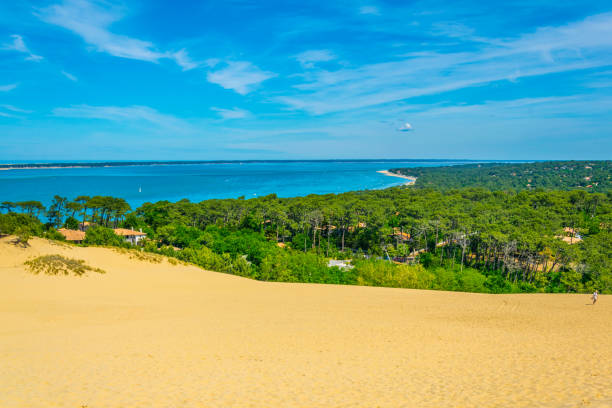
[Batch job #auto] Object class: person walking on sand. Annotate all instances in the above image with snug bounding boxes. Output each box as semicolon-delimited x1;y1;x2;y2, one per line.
592;290;598;305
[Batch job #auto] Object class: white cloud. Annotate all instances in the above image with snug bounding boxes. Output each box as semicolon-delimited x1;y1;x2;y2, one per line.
585;80;612;89
413;95;612;119
0;105;32;113
294;49;336;68
171;49;198;71
207;61;275;95
431;22;474;38
429;22;492;44
397;122;413;132
0;104;31;119
0;83;18;92
2;34;43;61
359;6;380;15
52;104;189;131
38;0;195;68
211;107;251;120
278;13;612;114
204;58;220;68
61;70;78;81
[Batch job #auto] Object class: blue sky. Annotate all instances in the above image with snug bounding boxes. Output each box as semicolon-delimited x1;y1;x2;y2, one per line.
0;0;611;160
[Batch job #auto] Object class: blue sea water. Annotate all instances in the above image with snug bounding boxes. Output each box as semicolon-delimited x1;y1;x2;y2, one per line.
0;160;494;209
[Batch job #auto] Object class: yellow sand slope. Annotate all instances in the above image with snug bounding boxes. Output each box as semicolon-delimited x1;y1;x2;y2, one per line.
1;237;610;408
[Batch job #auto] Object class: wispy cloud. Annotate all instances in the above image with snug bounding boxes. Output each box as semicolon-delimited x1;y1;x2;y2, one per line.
585;80;612;89
38;0;196;69
412;95;612;119
52;104;189;131
229;94;612;157
278;13;612;114
61;70;78;81
207;61;275;95
1;105;33;113
171;49;198;71
2;34;43;61
429;22;493;44
0;83;18;92
294;49;336;68
0;104;31;119
359;6;380;16
211;107;251;120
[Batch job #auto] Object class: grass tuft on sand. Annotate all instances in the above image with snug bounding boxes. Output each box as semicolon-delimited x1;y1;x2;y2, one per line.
112;247;184;265
24;254;106;276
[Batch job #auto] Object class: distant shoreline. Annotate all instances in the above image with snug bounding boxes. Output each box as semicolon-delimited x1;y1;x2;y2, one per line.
377;170;417;185
0;159;502;171
0;166;98;171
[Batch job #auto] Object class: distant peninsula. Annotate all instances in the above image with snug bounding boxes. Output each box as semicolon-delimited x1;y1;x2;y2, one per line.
388;160;611;191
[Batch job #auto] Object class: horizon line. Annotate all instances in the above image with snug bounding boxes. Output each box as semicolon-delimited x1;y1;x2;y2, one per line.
0;158;550;169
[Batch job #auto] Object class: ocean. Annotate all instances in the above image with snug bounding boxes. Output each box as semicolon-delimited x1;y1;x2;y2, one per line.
0;160;492;209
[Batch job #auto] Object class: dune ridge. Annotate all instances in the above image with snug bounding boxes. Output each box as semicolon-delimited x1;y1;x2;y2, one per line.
1;237;610;407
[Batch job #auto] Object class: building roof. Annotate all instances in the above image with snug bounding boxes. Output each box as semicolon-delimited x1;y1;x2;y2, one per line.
392;228;411;240
328;259;354;269
557;235;582;244
58;228;86;241
113;228;147;236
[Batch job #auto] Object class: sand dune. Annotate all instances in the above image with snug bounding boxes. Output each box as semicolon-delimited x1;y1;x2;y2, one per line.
1;237;610;408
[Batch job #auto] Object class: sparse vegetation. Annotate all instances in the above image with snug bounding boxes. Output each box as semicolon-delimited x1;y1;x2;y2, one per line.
13;226;32;247
113;247;163;263
24;255;106;276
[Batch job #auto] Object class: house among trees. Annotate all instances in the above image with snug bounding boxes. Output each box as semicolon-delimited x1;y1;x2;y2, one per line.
328;259;354;269
57;228;85;244
113;228;147;245
556;227;583;244
391;227;411;241
59;224;146;245
347;222;367;232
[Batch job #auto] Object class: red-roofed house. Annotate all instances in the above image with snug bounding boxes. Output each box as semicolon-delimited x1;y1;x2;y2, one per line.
58;228;86;244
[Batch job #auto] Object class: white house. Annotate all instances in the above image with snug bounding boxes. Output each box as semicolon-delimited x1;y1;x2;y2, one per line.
328;259;354;270
113;228;147;245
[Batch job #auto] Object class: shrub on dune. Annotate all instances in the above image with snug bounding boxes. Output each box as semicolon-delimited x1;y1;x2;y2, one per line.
24;255;106;276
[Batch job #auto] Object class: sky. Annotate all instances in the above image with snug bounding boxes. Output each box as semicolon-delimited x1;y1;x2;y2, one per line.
0;0;611;161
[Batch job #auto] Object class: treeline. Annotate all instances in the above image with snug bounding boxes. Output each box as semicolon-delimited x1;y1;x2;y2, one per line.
2;185;610;294
1;195;131;230
389;160;611;191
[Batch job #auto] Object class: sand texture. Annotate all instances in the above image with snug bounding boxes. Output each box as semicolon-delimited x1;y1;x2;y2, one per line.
1;237;610;408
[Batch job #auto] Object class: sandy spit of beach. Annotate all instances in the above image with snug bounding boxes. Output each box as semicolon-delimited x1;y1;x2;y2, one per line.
1;237;610;408
378;169;416;185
